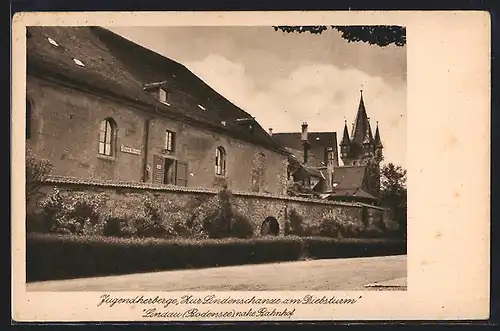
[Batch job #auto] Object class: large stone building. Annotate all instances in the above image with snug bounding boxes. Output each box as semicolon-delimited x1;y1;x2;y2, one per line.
26;26;290;195
273;91;384;204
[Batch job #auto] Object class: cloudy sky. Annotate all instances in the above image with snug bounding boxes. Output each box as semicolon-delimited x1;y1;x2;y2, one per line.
108;26;407;167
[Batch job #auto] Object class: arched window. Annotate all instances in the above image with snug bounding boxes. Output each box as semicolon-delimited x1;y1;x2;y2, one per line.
26;98;32;139
215;146;226;176
98;118;116;156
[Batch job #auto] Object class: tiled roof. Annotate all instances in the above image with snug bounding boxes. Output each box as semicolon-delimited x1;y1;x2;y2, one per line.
27;26;288;155
331;165;367;190
284;147;324;168
272;132;337;168
331;188;375;199
42;175;369;207
326;165;377;200
302;166;325;179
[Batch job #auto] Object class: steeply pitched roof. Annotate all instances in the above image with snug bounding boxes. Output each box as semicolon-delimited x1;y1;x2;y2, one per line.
26;26;288;155
351;91;374;145
272;132;338;167
331;165;367;190
327;165;376;200
295;165;325;179
374;122;383;148
340;120;350;146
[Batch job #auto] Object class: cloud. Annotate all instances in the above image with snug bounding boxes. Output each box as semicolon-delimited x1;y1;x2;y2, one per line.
185;55;406;167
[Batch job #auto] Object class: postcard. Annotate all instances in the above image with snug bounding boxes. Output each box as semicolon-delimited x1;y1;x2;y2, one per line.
12;10;490;322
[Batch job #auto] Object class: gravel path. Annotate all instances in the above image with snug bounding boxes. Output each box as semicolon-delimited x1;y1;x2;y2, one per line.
27;255;407;292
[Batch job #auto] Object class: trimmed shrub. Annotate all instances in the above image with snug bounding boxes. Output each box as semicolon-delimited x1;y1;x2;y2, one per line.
230;212;254;239
287;209;304;235
26;234;305;281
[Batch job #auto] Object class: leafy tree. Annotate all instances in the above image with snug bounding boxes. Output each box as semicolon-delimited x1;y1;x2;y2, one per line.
273;25;406;47
378;163;407;238
363;153;384;197
26;149;53;204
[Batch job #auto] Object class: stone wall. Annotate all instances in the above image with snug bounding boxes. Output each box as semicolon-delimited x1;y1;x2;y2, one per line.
31;177;394;236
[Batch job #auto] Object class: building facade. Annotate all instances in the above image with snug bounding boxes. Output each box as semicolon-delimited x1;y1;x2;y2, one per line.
26;26;289;195
273;91;384;204
272;124;338;196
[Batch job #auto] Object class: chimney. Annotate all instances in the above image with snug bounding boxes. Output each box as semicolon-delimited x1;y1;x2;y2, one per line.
268;127;273;136
301;122;309;164
301;122;308;141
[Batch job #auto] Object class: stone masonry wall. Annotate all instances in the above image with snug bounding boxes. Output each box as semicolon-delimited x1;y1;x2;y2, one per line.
30;177;394;236
26;77;288;195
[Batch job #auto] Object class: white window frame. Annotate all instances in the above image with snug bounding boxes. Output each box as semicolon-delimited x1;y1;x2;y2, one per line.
215;146;226;176
98;119;114;156
159;87;168;103
165;130;175;152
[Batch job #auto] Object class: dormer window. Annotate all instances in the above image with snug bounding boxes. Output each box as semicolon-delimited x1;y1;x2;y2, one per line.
143;81;170;105
47;37;59;47
159;88;168;103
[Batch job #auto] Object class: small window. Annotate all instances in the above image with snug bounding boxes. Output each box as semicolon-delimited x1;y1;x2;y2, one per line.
159;88;168;103
215;146;226;176
165;130;175;152
26;98;32;139
73;58;85;67
47;37;59;47
98;118;115;156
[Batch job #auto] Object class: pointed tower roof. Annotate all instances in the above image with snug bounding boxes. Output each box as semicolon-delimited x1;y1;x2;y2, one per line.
340;120;350;145
374;121;383;148
363;117;374;144
351;90;372;145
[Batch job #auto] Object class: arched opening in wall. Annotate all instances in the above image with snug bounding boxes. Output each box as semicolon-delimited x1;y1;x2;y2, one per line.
98;118;117;156
26;98;32;139
215;146;227;176
260;216;279;236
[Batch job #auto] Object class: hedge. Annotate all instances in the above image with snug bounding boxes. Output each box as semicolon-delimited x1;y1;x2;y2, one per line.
302;237;406;259
26;234;406;282
26;234;304;281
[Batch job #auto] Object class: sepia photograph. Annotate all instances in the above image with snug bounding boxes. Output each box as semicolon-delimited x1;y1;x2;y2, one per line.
12;11;490;322
24;24;407;292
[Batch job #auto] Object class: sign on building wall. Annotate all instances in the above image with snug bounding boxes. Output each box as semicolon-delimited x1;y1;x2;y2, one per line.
120;145;141;155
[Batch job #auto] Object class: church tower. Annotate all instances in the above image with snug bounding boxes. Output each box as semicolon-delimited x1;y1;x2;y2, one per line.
339;90;383;166
339;90;384;197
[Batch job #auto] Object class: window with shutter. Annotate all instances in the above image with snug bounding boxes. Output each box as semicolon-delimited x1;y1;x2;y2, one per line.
175;160;188;187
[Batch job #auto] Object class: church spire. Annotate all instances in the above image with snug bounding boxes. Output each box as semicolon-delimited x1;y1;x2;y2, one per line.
351;89;371;145
374;121;383;148
340;119;350;145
